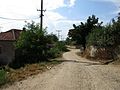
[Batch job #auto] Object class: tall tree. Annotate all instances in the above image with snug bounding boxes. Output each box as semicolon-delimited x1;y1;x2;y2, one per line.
15;22;48;63
68;15;101;50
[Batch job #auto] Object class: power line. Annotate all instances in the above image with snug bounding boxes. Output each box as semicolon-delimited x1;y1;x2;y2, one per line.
0;16;39;21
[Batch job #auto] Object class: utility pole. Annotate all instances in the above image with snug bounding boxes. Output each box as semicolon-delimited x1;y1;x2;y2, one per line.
37;0;46;30
61;35;65;41
56;30;62;40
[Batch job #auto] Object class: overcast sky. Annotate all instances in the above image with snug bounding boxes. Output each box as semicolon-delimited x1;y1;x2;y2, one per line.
0;0;120;39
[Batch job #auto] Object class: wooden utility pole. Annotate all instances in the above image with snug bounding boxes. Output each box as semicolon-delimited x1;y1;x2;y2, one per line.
37;0;46;29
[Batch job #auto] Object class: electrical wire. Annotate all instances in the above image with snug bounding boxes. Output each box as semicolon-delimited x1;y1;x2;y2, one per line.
0;16;39;21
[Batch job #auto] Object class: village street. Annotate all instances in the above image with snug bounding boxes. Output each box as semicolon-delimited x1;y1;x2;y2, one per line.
2;49;120;90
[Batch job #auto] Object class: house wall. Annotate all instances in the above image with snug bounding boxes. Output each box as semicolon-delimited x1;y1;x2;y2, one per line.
0;41;15;65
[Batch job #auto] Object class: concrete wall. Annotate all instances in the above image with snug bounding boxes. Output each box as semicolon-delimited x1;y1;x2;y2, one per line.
0;41;15;65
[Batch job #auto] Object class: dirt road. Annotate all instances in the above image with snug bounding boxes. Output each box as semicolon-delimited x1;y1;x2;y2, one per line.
2;49;120;90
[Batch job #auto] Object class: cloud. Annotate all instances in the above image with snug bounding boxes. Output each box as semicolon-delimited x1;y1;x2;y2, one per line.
69;0;76;7
90;0;120;14
89;0;120;7
44;0;66;10
45;19;82;39
0;0;77;38
45;12;66;21
111;0;120;12
0;0;72;19
34;0;76;10
90;0;120;3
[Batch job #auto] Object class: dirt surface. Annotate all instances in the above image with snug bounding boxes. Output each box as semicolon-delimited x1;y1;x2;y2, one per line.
1;49;120;90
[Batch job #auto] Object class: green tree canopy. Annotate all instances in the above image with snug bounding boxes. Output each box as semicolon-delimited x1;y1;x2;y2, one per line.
87;13;120;48
15;22;48;63
68;15;102;50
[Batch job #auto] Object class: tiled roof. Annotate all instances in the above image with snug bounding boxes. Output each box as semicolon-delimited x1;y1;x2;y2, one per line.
0;29;23;40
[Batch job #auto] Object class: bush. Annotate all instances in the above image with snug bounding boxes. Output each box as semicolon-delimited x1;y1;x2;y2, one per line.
56;41;68;52
9;22;68;69
9;22;48;69
87;27;114;47
0;69;7;86
87;13;120;48
47;47;60;58
47;41;68;59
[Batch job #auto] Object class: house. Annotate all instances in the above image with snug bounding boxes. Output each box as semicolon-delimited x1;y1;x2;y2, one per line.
0;29;23;65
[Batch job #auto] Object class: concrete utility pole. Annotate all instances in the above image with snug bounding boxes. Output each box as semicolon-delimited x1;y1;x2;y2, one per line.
56;30;62;40
37;0;46;29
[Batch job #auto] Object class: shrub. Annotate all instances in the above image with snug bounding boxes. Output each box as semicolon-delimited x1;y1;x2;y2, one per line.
56;41;68;52
0;69;7;86
9;22;48;69
87;27;114;47
47;47;60;58
47;41;68;59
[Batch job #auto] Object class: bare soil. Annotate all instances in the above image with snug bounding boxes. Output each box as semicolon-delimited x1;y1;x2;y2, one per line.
1;49;120;90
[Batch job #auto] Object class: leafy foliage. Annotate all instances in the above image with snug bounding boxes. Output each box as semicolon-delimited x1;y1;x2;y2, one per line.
9;22;48;68
47;41;68;58
9;22;67;69
87;27;113;47
87;14;120;48
68;15;102;50
0;69;7;86
68;14;120;49
46;34;58;44
16;22;48;60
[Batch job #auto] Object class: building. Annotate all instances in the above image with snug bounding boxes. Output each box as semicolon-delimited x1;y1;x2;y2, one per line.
0;29;23;65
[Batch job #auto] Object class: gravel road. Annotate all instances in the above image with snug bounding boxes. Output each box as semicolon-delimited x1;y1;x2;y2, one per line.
2;49;120;90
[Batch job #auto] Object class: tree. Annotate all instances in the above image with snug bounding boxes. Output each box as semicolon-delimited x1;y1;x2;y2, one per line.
111;14;120;46
15;22;48;64
68;15;101;50
46;34;58;44
87;13;120;48
87;26;114;47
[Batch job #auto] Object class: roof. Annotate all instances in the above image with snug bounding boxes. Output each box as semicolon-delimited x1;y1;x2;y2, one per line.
0;29;23;41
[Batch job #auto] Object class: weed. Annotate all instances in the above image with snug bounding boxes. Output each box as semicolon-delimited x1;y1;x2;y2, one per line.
0;69;7;86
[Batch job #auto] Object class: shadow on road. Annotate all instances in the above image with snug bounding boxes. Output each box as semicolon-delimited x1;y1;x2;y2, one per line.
56;59;102;66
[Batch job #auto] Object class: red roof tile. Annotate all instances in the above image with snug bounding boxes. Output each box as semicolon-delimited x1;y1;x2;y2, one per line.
0;29;23;40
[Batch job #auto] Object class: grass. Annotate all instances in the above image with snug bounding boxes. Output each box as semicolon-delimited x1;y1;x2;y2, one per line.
0;60;63;88
6;60;63;83
0;69;7;86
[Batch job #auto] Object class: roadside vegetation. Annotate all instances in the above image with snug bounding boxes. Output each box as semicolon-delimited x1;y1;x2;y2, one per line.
67;13;120;61
9;21;68;69
0;69;7;86
0;21;68;87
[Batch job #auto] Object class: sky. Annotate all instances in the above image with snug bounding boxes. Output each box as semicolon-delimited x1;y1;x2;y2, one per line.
0;0;120;40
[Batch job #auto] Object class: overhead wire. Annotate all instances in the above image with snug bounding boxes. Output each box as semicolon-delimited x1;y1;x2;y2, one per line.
0;0;40;30
0;16;39;21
